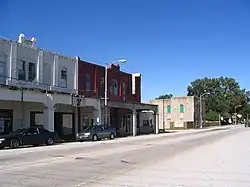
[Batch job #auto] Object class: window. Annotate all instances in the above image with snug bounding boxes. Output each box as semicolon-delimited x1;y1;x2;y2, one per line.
100;77;104;87
112;79;118;95
109;79;118;95
0;54;6;80
28;62;36;81
110;83;114;95
85;74;91;92
61;69;67;80
167;105;171;113
38;127;49;133
180;104;184;113
98;126;104;131
25;128;38;135
122;82;126;96
0;62;4;77
143;120;149;127
99;77;104;96
60;68;67;87
0;61;5;84
18;60;26;80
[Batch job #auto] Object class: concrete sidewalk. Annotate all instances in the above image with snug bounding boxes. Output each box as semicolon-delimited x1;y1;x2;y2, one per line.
115;124;242;142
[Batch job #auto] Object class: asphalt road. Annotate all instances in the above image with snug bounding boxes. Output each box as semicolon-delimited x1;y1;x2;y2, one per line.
0;126;248;187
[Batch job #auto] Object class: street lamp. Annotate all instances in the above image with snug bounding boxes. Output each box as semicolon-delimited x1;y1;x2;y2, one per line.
199;92;210;128
234;105;241;125
104;59;127;126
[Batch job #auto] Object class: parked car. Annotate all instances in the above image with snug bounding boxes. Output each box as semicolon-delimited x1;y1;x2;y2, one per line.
76;125;116;142
0;126;59;149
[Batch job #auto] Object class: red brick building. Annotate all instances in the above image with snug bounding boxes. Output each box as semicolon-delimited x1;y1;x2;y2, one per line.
78;58;141;103
77;57;158;136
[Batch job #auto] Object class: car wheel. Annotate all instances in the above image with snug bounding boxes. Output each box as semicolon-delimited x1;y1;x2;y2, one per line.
10;139;20;149
110;133;115;140
46;137;54;145
92;134;98;141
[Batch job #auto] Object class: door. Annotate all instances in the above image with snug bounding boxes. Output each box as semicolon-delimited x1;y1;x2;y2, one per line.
97;126;106;139
103;126;111;138
0;110;13;135
22;128;39;145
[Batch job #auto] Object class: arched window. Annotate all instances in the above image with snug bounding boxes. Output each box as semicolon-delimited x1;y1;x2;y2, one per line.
60;67;67;87
85;74;91;92
113;79;118;95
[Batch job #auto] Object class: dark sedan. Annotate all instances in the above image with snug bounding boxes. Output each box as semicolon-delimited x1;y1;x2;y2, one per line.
0;126;59;149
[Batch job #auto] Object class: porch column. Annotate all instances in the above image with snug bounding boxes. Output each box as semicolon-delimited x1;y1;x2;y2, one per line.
132;110;137;136
8;42;17;80
74;106;78;134
43;106;55;132
52;54;59;86
155;112;159;134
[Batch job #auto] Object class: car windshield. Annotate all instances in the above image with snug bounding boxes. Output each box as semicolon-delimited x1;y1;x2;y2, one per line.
82;126;94;131
82;125;104;132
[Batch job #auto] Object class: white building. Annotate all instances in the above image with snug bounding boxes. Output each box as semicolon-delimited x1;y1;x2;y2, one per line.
0;34;84;139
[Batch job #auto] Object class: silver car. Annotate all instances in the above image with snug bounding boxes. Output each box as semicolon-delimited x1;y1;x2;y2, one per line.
76;125;116;141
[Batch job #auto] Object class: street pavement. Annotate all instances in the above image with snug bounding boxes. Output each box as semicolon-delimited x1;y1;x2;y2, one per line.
0;125;248;187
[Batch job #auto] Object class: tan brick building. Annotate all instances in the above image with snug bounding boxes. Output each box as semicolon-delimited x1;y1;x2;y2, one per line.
149;96;203;130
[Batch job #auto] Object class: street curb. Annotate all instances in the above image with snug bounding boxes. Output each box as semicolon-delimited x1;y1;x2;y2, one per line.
114;125;241;142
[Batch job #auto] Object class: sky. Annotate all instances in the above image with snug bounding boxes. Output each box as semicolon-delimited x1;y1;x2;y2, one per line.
1;0;250;101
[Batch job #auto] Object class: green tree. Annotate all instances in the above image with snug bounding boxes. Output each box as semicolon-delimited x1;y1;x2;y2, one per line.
155;94;173;100
187;77;248;121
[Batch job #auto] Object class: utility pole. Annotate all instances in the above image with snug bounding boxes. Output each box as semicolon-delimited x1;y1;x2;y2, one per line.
199;92;210;128
21;88;24;128
104;64;108;126
234;105;241;125
219;113;221;126
199;95;202;128
163;99;165;132
247;114;249;127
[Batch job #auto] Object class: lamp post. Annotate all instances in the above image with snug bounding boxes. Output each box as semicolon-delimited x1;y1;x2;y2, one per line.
199;92;210;128
234;105;241;125
104;59;127;126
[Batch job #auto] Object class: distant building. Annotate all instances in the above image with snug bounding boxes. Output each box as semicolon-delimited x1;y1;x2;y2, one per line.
148;96;204;130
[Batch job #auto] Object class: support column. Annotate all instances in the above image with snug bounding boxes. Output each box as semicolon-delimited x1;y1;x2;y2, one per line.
8;42;17;80
74;106;78;135
132;110;137;136
155;112;159;134
37;50;43;83
52;54;59;86
43;106;55;132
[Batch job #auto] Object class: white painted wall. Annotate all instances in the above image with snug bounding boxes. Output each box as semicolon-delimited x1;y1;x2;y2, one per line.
0;101;75;131
0;87;73;106
0;36;78;94
0;101;43;130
